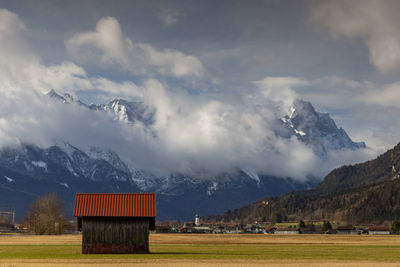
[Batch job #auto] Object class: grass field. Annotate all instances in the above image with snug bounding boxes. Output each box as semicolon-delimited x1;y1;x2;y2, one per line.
0;234;400;266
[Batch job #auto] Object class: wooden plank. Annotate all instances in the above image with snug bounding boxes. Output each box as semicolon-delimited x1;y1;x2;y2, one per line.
82;217;151;253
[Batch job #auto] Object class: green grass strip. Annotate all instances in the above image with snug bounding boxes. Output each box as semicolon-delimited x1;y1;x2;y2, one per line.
0;244;399;261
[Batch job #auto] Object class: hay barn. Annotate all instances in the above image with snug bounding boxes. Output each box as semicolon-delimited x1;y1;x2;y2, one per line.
73;193;156;254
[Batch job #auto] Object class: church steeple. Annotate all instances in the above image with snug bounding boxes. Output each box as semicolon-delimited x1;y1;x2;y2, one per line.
195;213;200;226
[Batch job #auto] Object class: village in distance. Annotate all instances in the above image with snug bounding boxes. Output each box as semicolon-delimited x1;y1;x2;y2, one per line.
1;192;399;236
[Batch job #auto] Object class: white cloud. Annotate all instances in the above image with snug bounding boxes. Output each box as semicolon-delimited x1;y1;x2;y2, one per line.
65;16;205;78
133;78;322;179
305;75;400;111
310;0;400;73
158;8;182;26
0;12;146;100
362;82;400;108
253;76;309;115
0;9;25;33
93;78;144;99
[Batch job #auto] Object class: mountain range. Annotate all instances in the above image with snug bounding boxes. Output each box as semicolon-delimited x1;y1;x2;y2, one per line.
0;90;366;221
209;143;400;225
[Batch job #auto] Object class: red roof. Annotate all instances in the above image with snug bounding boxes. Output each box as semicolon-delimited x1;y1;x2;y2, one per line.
73;193;156;217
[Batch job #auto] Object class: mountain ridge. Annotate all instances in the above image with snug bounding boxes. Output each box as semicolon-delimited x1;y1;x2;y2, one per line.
208;143;400;224
0;90;368;221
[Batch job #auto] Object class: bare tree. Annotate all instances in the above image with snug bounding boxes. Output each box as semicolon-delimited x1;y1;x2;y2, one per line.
25;193;67;235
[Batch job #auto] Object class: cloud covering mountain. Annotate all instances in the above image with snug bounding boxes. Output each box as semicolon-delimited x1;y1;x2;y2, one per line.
0;8;375;182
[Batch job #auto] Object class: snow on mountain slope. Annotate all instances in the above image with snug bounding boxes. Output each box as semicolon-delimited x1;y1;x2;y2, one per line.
46;89;87;106
46;89;155;126
46;90;368;182
34;90;369;220
46;90;367;178
86;146;131;174
280;99;365;159
89;99;155;125
0;143;132;183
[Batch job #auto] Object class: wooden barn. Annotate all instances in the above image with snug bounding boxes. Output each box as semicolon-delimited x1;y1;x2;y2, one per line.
73;193;156;254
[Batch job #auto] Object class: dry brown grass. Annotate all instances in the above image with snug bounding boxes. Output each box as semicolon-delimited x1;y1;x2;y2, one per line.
0;234;81;245
1;234;400;266
2;233;400;246
1;259;400;267
150;233;400;246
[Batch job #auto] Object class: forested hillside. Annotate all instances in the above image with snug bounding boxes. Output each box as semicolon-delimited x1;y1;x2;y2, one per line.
209;143;400;224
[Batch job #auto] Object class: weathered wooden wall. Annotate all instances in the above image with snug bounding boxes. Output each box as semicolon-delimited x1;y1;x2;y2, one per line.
82;217;149;254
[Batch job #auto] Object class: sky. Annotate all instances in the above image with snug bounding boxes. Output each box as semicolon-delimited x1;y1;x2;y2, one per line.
0;0;400;180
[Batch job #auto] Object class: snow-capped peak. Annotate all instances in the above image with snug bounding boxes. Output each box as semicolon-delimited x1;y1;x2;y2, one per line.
281;99;366;158
46;89;67;103
4;176;15;183
55;141;80;159
289;106;296;119
46;89;87;106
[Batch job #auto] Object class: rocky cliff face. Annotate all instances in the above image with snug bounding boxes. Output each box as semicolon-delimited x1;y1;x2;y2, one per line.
280;99;365;159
